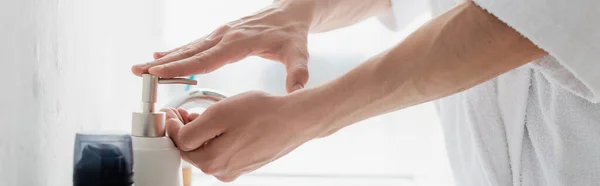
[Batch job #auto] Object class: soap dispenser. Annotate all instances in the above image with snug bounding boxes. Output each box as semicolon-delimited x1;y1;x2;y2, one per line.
131;74;227;186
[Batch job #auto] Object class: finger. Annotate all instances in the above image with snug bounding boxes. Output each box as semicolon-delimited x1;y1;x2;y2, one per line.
165;112;185;148
177;108;191;123
163;108;189;148
187;113;201;122
154;40;205;59
215;173;241;183
132;37;222;76
154;23;238;60
180;132;236;175
135;25;234;74
177;110;227;151
154;49;182;60
282;46;310;93
153;40;200;60
153;52;163;60
174;108;185;122
148;41;252;78
162;108;183;121
153;37;208;60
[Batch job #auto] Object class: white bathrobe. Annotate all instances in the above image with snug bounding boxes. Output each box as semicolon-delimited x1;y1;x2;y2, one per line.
379;0;600;185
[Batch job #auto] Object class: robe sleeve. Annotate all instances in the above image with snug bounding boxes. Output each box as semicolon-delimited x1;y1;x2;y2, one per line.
472;0;600;102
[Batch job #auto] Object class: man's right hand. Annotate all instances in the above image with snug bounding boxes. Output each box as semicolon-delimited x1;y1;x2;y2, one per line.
132;1;315;92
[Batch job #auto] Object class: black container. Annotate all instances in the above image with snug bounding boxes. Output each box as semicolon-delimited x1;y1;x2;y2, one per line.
73;133;134;186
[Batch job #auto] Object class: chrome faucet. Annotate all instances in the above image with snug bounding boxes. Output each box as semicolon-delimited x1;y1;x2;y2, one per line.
163;88;228;110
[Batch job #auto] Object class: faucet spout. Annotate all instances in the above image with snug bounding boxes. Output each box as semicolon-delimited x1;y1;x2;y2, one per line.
163;89;228;111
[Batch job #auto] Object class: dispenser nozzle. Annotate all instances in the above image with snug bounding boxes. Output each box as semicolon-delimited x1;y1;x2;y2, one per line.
140;74;197;113
132;74;198;137
158;78;197;85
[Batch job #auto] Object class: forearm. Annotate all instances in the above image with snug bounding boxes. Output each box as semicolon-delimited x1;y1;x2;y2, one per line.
279;0;391;33
289;1;546;136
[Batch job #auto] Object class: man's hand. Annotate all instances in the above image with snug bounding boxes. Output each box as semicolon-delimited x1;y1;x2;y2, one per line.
132;0;392;93
163;91;324;182
132;1;315;92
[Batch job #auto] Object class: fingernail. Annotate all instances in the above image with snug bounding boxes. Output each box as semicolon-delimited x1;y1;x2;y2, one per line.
149;65;163;73
153;52;163;59
133;64;147;68
294;84;304;91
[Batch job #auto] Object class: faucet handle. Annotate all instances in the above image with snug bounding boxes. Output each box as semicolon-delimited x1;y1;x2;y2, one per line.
158;77;197;85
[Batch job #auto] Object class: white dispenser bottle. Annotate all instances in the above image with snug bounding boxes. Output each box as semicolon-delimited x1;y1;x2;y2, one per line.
131;74;226;186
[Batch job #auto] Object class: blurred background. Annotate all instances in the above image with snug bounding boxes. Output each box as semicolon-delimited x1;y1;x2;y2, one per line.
0;0;453;186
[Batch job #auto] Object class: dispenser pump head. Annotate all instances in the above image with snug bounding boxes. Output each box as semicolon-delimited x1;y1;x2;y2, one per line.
132;74;197;137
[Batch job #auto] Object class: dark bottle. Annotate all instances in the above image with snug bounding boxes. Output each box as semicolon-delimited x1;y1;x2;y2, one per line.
73;133;134;186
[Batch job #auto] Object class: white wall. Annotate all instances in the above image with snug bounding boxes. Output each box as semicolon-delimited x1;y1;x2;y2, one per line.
0;0;164;185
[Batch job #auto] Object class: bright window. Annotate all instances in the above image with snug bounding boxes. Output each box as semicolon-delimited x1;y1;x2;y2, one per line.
161;1;454;186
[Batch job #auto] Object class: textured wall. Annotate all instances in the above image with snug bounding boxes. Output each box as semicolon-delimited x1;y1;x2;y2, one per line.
0;0;164;185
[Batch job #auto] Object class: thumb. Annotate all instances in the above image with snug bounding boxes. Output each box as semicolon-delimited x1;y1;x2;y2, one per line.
283;48;310;93
166;117;184;147
163;108;185;148
177;112;226;151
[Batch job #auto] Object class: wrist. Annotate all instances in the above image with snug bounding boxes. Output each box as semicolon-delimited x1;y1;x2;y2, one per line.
279;52;399;138
305;0;392;33
274;0;320;31
278;87;346;139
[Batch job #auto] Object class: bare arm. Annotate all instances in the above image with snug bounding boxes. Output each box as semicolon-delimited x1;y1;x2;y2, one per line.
162;1;547;182
291;1;547;135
